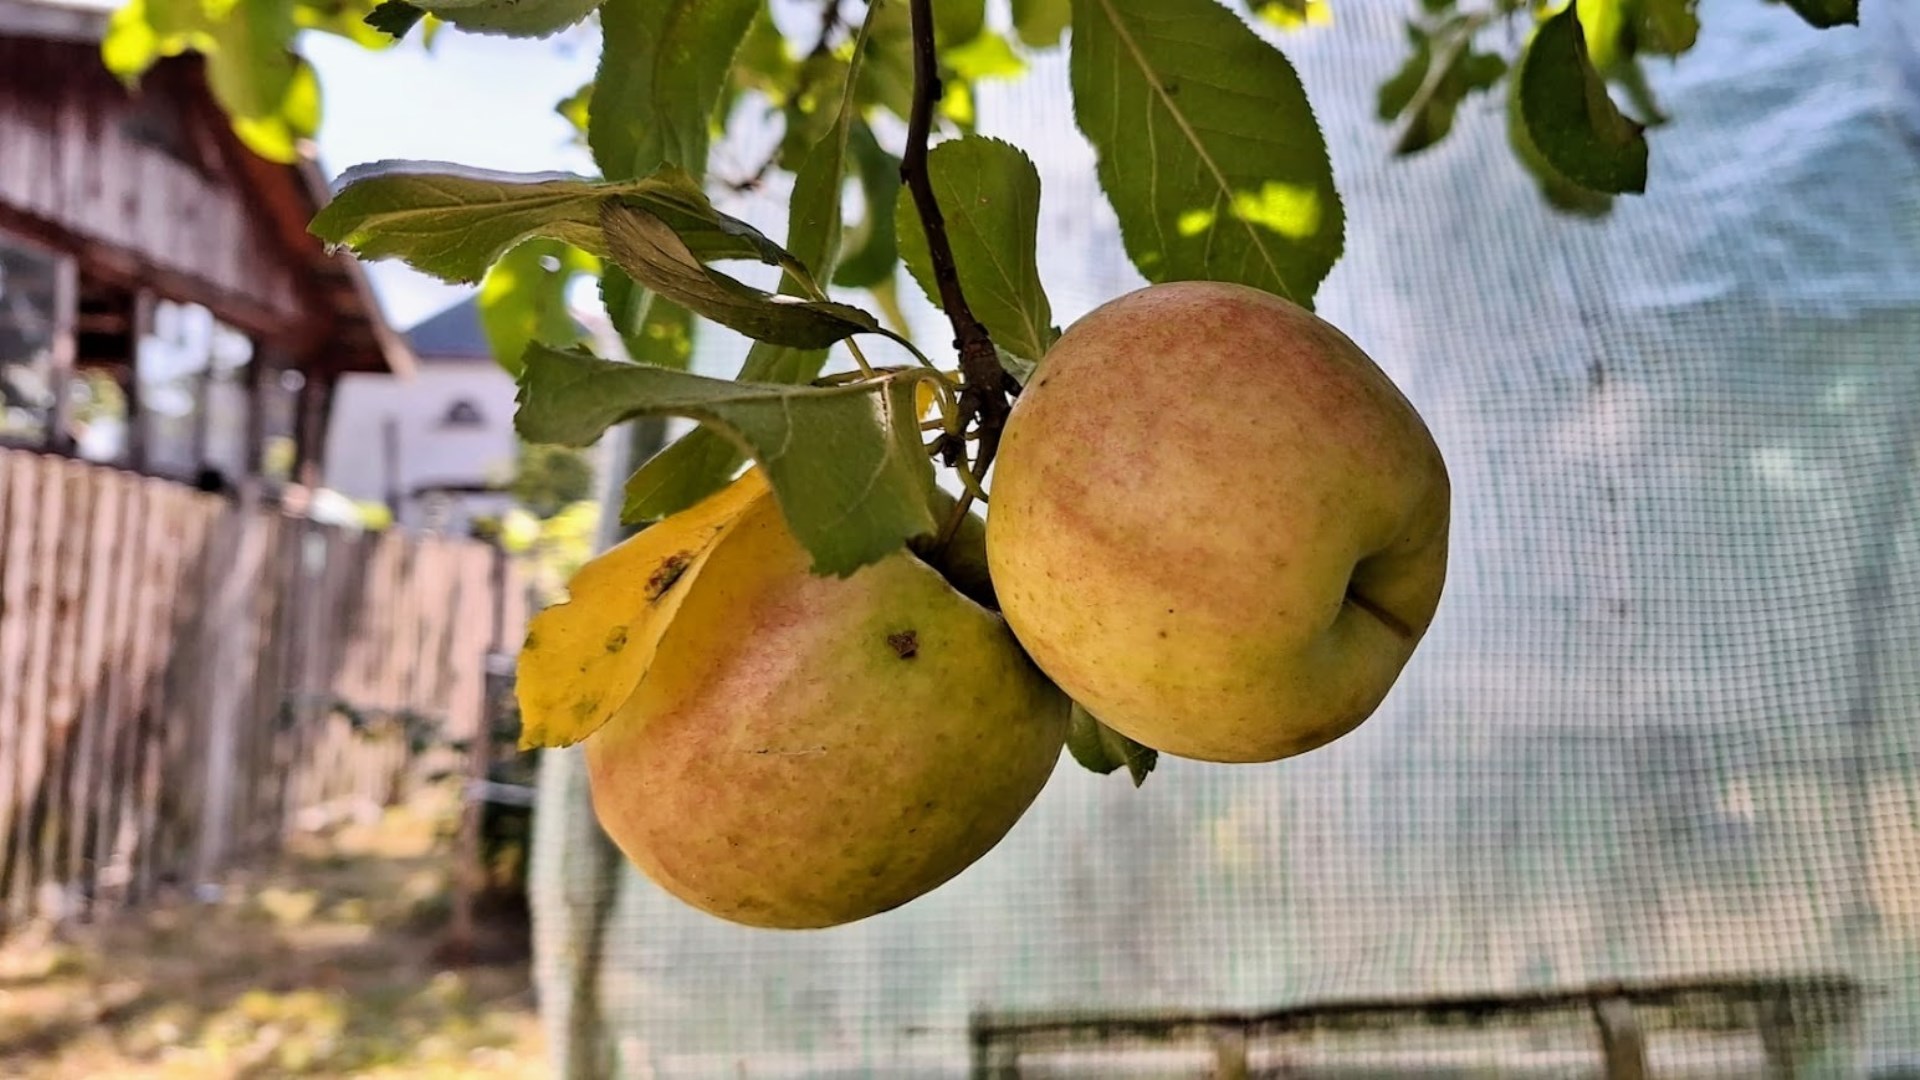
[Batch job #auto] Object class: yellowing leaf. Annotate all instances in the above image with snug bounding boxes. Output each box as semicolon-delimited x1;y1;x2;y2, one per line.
516;470;771;749
607;480;806;720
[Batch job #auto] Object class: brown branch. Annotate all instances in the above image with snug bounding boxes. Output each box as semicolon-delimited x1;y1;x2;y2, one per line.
900;0;1011;551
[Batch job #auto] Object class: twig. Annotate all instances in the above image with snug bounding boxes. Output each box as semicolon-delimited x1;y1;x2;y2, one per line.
900;0;1011;551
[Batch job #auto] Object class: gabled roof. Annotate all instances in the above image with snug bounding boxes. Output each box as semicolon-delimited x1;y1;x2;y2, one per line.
0;0;413;378
406;298;493;362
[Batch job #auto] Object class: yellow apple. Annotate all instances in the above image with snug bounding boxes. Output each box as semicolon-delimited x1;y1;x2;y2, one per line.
584;477;1068;929
985;281;1450;763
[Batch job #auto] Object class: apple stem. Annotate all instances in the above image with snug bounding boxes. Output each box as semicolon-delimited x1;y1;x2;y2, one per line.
900;0;1012;555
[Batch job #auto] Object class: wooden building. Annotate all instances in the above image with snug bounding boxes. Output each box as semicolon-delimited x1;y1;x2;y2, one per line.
0;0;411;492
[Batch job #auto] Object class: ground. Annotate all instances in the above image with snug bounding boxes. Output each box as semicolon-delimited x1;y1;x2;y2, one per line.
0;795;547;1079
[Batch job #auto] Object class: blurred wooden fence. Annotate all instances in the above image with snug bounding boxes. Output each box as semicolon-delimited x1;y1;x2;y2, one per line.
0;448;526;933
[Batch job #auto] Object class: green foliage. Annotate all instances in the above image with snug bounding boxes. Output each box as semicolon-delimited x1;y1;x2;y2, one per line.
832;123;904;290
309;162;796;283
1378;17;1509;156
620;3;884;528
510;444;597;519
597;203;881;348
1070;0;1344;307
1066;704;1159;787
1010;0;1070;48
278;0;1867;599
602;273;697;369
477;239;594;375
103;0;347;163
379;0;602;37
1780;0;1858;29
590;0;760;180
515;344;936;576
897;137;1055;363
362;1;427;38
1518;6;1649;195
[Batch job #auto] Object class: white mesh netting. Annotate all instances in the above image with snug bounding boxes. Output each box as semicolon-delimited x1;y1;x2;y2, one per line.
530;0;1920;1073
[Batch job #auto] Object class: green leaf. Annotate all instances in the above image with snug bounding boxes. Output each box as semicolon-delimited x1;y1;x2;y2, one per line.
555;80;592;138
600;270;695;370
1517;6;1648;196
599;203;882;349
312;164;623;282
732;7;798;96
832;123;903;289
997;346;1038;387
1577;0;1627;71
297;0;401;47
624;293;697;369
1780;0;1856;29
221;53;321;165
1610;54;1668;126
622;10;886;526
1631;0;1697;56
590;0;758;181
394;0;602;37
935;0;985;48
102;0;163;82
1506;68;1614;216
364;0;426;38
1011;0;1070;48
1066;703;1158;787
1071;0;1344;306
783;0;880;291
623;419;754;521
310;162;794;283
1379;21;1508;157
517;345;937;575
897;136;1054;362
477;240;594;376
943;31;1027;82
856;0;916;122
1250;0;1328;30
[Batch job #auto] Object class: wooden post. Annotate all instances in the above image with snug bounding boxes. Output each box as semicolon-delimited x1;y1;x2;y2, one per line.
1210;1025;1249;1080
1593;996;1649;1080
293;371;334;489
446;540;507;963
3;453;67;921
125;290;153;473
190;488;269;884
44;256;78;456
1759;994;1802;1080
0;453;29;929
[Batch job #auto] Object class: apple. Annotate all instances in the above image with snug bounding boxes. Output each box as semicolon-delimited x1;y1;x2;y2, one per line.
585;480;1068;929
984;281;1450;764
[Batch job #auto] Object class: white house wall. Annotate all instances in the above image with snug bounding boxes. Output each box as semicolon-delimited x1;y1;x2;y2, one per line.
325;359;520;532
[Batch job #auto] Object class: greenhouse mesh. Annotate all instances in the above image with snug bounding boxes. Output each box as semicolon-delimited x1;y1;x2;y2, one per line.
530;0;1920;1073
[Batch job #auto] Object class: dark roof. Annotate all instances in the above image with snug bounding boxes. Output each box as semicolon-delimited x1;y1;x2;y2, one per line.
406;298;491;361
405;296;591;364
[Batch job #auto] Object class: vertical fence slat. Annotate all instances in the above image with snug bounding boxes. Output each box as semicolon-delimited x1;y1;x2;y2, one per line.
34;460;98;919
61;467;119;915
90;474;147;911
0;453;513;936
103;479;171;907
0;452;32;930
4;453;68;922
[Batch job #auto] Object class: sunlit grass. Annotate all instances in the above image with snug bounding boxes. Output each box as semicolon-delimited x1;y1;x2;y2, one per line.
0;792;544;1079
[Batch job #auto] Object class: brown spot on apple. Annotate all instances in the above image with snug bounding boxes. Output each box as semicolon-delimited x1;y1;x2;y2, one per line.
887;630;919;659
